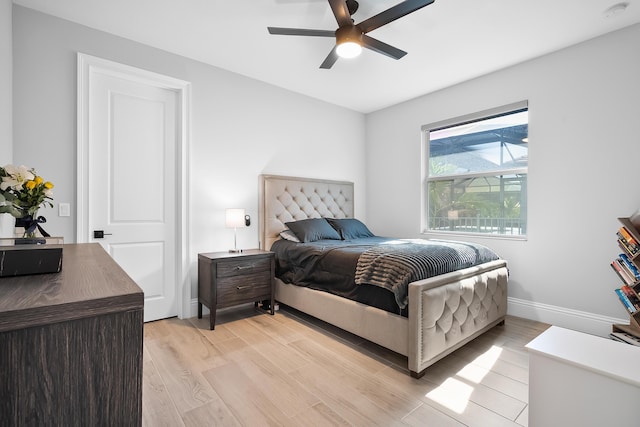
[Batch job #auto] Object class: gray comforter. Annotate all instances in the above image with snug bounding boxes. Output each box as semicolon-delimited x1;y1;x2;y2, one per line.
354;239;500;309
271;237;500;312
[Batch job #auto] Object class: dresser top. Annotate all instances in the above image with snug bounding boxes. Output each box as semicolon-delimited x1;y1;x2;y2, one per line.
0;243;143;332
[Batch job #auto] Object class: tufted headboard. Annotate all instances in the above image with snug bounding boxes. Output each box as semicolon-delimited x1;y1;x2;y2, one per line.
259;175;354;250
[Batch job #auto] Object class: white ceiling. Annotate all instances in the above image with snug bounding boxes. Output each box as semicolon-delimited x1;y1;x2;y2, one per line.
13;0;640;113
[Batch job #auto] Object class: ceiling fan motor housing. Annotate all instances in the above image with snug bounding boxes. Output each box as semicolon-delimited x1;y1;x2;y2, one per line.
336;25;363;45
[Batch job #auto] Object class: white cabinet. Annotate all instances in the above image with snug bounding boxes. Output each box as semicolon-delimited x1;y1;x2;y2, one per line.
526;326;640;427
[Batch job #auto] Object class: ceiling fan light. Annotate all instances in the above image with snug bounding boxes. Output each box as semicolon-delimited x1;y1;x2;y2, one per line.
336;41;362;58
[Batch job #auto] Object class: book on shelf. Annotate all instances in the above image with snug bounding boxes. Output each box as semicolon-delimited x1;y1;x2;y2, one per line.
619;226;639;246
620;285;640;310
617;234;639;255
610;331;640;346
618;227;640;252
619;253;640;280
615;288;637;313
611;259;636;286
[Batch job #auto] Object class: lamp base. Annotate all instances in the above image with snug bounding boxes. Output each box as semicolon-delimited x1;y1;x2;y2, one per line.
228;248;243;253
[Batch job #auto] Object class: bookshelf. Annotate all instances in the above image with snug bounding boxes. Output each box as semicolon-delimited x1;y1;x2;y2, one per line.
611;217;640;340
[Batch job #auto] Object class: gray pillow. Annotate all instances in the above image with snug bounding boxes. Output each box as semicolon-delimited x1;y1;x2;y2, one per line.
326;218;375;240
284;218;341;243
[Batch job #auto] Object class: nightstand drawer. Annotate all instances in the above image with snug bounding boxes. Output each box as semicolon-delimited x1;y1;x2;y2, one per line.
217;272;272;306
217;257;271;278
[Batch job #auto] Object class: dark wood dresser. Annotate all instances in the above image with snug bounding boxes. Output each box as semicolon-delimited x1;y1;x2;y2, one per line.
0;243;144;426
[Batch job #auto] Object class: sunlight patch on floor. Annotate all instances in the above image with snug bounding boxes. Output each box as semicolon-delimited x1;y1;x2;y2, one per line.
425;345;504;413
426;377;473;413
458;345;503;382
470;345;504;370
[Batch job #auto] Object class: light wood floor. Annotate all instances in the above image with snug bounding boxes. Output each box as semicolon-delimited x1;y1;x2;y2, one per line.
142;305;550;427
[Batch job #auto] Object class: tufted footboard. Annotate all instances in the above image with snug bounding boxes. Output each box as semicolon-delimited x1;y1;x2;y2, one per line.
407;259;508;377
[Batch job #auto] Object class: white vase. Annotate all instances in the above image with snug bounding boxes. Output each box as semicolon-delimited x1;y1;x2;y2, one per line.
0;214;15;238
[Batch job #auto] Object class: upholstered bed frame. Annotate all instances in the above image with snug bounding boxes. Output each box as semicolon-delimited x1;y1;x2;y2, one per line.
259;174;508;378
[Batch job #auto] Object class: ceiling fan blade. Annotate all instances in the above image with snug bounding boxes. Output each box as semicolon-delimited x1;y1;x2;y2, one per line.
357;0;435;34
328;0;353;27
268;27;336;37
361;34;407;60
320;46;339;69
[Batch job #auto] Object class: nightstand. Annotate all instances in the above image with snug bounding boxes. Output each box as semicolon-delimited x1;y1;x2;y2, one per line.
197;249;275;330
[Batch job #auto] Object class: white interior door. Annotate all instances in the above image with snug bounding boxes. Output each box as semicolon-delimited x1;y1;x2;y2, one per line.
79;56;185;322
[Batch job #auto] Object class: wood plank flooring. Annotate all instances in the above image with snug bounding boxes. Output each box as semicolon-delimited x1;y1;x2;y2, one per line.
142;304;550;427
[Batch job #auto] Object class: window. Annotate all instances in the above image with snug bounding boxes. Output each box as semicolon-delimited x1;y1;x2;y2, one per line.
423;101;528;237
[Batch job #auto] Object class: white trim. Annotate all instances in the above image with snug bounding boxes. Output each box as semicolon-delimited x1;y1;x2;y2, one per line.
507;297;626;338
191;298;207;317
76;53;191;320
420;100;529;133
178;83;192;321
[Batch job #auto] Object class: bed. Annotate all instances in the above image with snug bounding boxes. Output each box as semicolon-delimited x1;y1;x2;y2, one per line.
258;174;508;378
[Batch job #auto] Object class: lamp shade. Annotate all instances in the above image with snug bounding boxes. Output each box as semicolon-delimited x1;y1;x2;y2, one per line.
225;208;246;228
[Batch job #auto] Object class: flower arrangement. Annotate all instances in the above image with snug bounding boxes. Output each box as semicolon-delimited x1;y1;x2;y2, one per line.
0;164;54;237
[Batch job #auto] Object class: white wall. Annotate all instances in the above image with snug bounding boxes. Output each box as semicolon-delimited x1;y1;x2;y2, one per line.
365;24;640;335
1;0;11;163
12;6;365;312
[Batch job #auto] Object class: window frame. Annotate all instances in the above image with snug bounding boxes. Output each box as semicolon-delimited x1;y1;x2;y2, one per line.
421;100;529;240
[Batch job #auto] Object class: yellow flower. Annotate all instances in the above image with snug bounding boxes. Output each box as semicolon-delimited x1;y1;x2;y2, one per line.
44;182;54;189
34;176;43;185
25;181;36;190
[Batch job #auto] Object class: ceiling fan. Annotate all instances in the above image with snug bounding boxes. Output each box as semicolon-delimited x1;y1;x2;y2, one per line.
267;0;435;69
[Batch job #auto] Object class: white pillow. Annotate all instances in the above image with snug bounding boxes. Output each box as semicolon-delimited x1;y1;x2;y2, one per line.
279;229;301;242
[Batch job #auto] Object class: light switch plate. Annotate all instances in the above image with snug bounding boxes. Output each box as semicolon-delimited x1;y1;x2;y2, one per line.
59;202;70;217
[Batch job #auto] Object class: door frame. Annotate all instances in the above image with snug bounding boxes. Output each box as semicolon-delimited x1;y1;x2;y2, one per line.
77;53;191;320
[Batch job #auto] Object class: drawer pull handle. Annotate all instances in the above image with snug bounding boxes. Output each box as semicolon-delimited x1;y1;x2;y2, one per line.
236;285;252;291
235;265;254;270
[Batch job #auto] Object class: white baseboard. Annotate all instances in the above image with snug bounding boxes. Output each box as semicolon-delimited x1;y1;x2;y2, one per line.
507;297;627;337
189;299;205;317
189;297;627;338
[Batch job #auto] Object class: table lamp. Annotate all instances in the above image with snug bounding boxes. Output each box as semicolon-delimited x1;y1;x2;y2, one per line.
225;208;245;253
